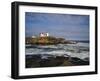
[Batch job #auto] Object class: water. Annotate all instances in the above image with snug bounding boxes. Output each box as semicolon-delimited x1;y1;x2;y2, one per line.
25;42;89;60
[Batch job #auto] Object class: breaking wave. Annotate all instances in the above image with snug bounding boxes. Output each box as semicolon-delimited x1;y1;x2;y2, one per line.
25;42;89;60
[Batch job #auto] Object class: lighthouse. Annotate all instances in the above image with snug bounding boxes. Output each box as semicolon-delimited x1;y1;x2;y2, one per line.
46;32;49;37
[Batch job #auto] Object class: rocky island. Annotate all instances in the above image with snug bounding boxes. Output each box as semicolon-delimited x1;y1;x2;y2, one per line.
26;33;77;45
26;36;76;45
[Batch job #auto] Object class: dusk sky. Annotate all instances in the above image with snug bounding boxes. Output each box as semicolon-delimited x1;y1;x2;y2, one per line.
25;12;89;41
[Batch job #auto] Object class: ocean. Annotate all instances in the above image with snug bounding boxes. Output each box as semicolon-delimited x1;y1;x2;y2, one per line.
25;42;89;60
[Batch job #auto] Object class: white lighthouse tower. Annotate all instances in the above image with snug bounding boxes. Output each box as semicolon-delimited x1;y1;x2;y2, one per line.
46;32;49;37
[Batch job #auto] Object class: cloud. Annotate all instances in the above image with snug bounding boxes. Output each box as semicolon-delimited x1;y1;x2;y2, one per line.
25;12;89;40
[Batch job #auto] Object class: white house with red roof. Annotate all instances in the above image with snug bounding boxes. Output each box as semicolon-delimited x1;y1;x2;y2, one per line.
40;32;49;37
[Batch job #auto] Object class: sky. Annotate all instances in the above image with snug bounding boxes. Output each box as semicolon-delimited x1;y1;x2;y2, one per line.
25;12;89;41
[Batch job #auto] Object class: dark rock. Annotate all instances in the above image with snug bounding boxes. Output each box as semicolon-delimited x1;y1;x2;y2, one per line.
69;57;89;65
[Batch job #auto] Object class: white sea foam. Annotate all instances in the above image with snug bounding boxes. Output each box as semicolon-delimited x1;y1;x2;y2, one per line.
26;43;89;60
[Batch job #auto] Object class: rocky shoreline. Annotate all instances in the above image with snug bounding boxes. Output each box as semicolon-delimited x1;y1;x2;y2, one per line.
26;54;89;68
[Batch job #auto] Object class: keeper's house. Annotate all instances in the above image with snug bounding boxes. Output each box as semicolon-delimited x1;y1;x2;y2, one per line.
40;32;49;37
